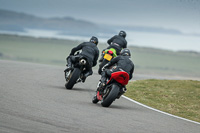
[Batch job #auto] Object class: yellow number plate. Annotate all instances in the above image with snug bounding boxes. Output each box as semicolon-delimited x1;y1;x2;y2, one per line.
104;54;112;61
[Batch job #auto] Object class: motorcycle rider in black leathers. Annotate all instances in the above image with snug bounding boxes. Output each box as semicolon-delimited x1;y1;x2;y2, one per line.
100;48;134;90
99;30;127;62
107;30;127;55
64;36;99;82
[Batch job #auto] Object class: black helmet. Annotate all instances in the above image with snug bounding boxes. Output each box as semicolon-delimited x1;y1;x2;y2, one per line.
120;48;131;56
90;36;98;45
119;30;126;38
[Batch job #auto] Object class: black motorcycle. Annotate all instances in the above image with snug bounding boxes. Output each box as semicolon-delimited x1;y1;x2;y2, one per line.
64;54;89;89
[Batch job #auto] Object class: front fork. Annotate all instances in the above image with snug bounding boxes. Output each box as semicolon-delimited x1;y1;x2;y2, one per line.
65;70;72;81
96;81;104;101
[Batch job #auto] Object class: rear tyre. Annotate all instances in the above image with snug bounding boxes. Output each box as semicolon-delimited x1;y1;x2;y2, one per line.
66;68;81;89
101;84;120;107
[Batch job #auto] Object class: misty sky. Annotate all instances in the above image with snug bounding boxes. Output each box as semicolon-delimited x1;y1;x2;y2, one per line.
0;0;200;51
0;0;200;33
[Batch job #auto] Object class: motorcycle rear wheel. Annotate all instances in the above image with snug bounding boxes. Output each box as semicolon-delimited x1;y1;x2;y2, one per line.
65;68;81;89
101;84;120;107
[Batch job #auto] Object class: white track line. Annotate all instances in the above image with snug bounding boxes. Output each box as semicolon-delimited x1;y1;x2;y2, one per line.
122;95;200;125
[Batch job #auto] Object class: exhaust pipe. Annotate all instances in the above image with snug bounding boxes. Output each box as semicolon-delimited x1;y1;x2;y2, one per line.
80;59;86;65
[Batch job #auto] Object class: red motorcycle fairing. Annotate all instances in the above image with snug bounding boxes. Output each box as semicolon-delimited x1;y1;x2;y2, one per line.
107;71;129;86
96;71;129;101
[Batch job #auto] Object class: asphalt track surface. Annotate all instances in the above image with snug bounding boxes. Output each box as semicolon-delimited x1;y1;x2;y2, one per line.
0;60;200;133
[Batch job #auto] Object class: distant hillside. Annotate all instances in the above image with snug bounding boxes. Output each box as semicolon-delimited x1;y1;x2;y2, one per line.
2;9;197;38
0;9;114;36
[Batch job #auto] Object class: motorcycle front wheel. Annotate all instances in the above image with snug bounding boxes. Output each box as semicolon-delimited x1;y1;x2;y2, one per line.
65;68;81;89
92;94;99;104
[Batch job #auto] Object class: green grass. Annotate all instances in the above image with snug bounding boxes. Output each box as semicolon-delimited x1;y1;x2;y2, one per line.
129;46;200;78
0;34;79;65
125;79;200;122
0;34;107;67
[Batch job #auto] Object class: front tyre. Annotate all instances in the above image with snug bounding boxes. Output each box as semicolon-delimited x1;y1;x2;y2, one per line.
66;68;81;89
101;84;120;107
92;94;99;104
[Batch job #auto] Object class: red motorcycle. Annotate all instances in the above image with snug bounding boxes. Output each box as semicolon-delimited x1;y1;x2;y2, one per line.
92;71;129;107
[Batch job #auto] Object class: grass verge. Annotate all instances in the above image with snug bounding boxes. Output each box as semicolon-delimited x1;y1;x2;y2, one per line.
125;79;200;123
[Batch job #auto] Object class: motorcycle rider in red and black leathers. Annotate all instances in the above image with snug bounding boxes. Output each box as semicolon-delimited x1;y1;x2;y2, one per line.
64;36;99;82
100;48;134;90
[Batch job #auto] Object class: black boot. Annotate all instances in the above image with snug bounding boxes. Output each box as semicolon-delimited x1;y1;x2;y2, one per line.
99;54;104;62
81;75;86;83
99;70;107;88
99;49;106;62
81;71;92;83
